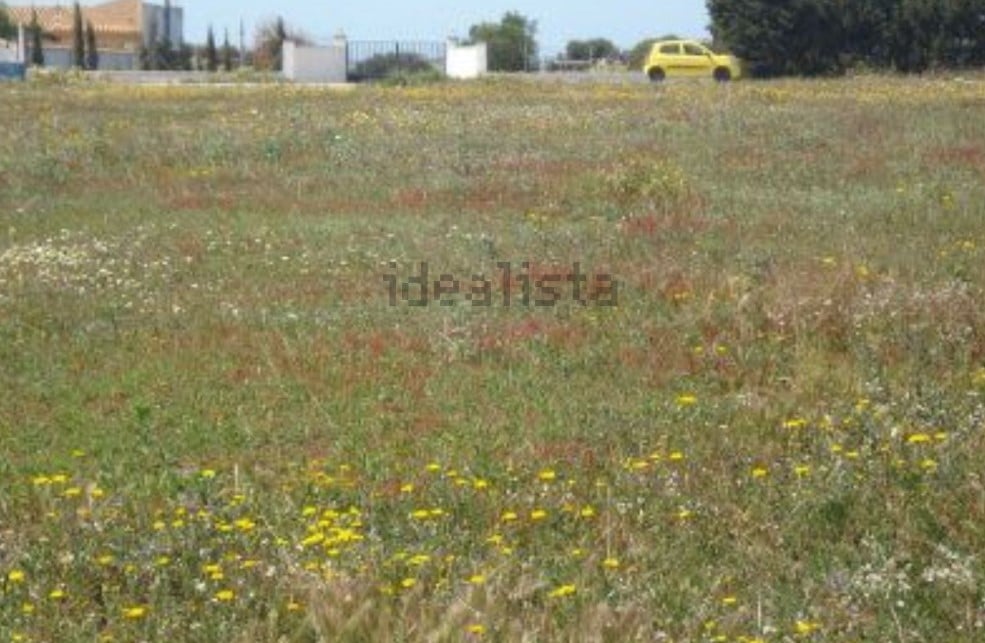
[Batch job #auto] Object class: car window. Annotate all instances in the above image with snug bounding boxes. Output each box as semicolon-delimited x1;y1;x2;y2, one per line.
683;43;706;56
659;44;680;55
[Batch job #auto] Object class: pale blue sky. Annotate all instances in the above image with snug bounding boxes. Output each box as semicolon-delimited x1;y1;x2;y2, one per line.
178;1;710;56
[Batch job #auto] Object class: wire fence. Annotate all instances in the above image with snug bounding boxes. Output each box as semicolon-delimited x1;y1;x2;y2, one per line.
346;40;447;81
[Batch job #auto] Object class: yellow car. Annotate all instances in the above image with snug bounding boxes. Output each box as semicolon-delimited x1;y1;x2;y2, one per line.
644;40;741;82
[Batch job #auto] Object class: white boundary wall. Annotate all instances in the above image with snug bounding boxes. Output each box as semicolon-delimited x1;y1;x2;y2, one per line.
0;40;17;63
283;40;347;84
0;26;23;63
446;40;487;80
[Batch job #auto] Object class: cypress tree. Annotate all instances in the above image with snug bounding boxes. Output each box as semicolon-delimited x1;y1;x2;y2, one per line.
85;20;98;70
157;0;174;69
71;2;85;68
29;8;45;67
205;25;217;71
273;17;287;71
222;28;233;71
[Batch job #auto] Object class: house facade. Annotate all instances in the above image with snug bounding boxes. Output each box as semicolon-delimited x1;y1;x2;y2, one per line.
7;0;182;69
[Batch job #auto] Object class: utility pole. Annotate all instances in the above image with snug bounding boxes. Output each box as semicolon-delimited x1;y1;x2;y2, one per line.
239;19;245;66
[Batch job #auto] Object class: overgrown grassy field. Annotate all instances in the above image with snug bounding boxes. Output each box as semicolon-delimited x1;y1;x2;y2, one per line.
1;75;984;642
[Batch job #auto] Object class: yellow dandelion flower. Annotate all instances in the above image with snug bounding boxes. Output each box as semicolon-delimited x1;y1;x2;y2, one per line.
467;624;487;636
677;509;694;520
473;479;489;490
123;606;148;620
722;596;738;606
8;569;26;583
501;511;518;522
580;506;596;518
32;476;52;486
425;463;441;473
302;533;325;547
548;584;577;598
400;483;414;493
538;469;557;482
302;506;318;517
794;465;812;477
783;418;807;429
214;589;235;602
921;459;938;471
530;509;548;521
676;394;698;407
22;602;35;615
63;487;83;498
234;518;256;532
751;466;769;479
400;578;417;589
795;620;821;635
467;574;487;585
411;509;431;520
906;433;932;445
287;601;303;612
49;588;67;600
154;556;171;567
200;469;217;479
669;451;685;462
603;557;620;570
51;474;68;484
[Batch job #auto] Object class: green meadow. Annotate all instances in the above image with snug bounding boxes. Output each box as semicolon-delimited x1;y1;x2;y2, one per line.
1;76;984;641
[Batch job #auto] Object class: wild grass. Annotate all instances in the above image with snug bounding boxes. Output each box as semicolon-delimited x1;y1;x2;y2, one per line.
1;74;984;641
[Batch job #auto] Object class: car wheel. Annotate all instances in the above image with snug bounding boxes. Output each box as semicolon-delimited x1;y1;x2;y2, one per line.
713;67;732;83
647;67;666;83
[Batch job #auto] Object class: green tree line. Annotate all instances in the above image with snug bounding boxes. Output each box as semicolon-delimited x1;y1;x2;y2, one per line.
708;0;985;75
0;3;15;40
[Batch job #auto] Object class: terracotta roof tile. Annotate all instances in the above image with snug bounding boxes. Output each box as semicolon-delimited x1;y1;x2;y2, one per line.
7;1;144;35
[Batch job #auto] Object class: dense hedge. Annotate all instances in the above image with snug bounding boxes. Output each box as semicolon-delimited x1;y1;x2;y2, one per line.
708;0;985;75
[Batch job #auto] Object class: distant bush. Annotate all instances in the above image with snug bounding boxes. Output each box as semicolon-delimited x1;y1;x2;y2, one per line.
708;0;985;76
352;52;440;82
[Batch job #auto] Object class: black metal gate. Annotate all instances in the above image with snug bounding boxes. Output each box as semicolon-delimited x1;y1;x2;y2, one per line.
346;40;446;82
